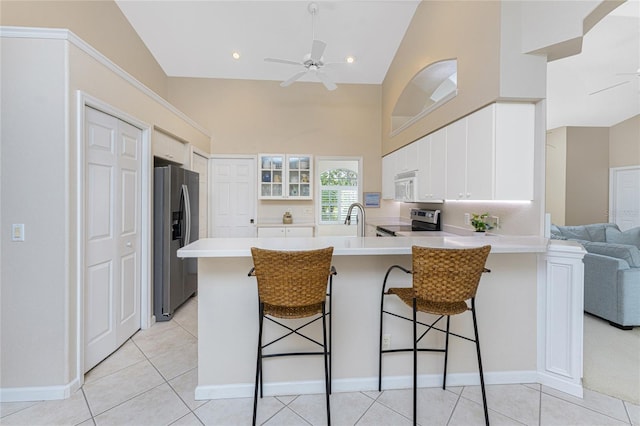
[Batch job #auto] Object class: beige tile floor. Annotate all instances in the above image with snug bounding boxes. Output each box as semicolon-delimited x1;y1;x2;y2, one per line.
1;296;639;426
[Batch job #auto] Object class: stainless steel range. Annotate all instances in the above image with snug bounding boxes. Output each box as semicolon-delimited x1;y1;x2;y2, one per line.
375;208;441;237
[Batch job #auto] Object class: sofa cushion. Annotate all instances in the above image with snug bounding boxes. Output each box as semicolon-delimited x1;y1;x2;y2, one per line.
557;224;596;241
554;223;619;242
581;241;640;268
606;226;640;249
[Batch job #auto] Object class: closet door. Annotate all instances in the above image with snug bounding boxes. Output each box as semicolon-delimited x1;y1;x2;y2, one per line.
84;106;142;372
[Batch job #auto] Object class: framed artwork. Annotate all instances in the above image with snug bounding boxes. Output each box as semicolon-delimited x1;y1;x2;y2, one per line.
364;192;381;208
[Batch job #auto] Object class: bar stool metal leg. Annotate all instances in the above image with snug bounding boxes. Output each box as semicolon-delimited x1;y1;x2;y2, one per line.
412;297;418;426
253;302;264;426
322;302;331;426
328;277;333;395
378;292;385;392
471;298;489;426
443;315;451;390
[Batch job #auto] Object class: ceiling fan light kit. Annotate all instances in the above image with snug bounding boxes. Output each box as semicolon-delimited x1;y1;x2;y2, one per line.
264;2;339;91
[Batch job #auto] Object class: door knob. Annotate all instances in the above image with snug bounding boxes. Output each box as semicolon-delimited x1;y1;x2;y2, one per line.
126;242;132;247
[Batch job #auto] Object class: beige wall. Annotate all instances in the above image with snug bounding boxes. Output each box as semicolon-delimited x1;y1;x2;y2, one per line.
381;1;548;155
381;1;502;154
380;1;548;235
166;77;383;220
546;116;639;226
547;126;610;226
546;128;568;225
1;34;209;391
566;127;610;224
0;0;168;97
610;115;640;168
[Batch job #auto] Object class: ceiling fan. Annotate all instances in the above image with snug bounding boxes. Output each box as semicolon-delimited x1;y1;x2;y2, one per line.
589;68;639;95
264;2;338;91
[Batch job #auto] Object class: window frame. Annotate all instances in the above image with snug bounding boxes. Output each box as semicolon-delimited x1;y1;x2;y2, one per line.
315;157;362;226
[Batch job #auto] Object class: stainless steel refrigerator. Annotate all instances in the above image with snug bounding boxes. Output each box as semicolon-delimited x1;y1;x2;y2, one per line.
153;164;199;321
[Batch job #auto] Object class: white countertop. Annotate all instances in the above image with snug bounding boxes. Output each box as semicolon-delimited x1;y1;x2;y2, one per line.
178;235;549;258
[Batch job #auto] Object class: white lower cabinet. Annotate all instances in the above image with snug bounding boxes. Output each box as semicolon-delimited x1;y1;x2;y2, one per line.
257;226;314;238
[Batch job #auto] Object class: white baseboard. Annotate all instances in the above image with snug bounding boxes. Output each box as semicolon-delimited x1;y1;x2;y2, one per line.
0;378;81;402
194;370;539;400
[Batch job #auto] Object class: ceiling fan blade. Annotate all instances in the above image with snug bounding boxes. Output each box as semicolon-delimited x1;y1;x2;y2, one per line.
265;58;303;66
310;40;327;62
316;71;337;91
280;71;307;87
589;80;630;95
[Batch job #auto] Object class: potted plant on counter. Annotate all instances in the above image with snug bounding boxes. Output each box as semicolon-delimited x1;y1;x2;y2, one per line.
471;213;493;233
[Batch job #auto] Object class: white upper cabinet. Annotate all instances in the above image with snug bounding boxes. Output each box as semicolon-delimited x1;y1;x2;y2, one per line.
445;103;535;201
153;131;187;165
381;152;396;199
383;102;535;202
258;154;312;200
466;104;495;200
445;118;469;199
382;142;419;200
396;142;419;173
417;128;446;202
430;130;447;201
493;103;535;200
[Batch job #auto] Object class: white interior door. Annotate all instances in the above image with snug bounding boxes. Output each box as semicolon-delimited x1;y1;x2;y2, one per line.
85;106;142;372
211;157;256;237
192;152;209;239
610;166;640;231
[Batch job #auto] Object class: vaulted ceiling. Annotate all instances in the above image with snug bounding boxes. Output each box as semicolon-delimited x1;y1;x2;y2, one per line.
115;0;640;129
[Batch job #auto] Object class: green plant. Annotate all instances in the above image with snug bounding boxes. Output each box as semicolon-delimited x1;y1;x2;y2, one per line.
471;213;493;232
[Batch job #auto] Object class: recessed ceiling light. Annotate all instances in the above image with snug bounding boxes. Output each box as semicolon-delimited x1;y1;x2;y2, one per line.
232;52;241;60
346;56;355;64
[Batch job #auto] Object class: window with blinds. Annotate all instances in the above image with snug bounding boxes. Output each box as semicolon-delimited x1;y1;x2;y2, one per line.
319;168;359;224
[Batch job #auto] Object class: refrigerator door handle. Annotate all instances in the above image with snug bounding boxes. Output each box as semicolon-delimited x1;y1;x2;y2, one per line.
182;184;192;246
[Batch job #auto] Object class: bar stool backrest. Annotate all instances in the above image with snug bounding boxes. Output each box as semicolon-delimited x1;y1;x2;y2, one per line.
250;247;334;310
411;245;491;303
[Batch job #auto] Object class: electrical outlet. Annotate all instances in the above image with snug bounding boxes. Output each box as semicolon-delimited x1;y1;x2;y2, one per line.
382;334;391;350
12;224;25;242
489;216;500;229
464;213;470;225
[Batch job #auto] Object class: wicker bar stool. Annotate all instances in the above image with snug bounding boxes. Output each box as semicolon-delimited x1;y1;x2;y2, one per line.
249;246;336;426
378;245;492;426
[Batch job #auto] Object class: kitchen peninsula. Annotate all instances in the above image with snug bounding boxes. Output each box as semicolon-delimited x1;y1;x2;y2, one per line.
178;235;586;400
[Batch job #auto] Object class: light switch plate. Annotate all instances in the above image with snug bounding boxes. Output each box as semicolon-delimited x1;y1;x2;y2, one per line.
12;224;25;241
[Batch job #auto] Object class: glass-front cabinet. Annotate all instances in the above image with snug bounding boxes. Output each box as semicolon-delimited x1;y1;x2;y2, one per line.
259;154;312;200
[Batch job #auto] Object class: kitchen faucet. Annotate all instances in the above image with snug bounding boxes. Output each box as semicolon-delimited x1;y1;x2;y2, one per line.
344;202;366;237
